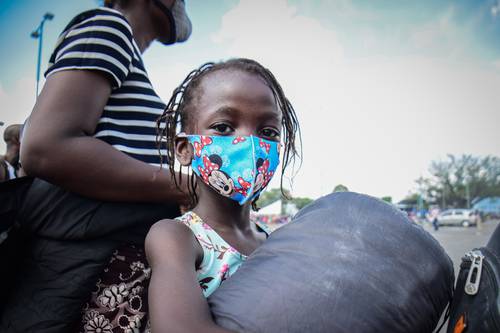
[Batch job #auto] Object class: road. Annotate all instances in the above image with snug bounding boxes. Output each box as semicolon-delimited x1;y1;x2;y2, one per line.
423;219;499;274
421;219;499;332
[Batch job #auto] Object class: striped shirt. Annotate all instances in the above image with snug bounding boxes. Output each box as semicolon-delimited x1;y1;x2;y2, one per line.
45;7;166;165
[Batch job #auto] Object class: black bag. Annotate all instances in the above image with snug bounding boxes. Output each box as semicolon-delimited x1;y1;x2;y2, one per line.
1;178;180;332
447;224;500;333
210;192;454;333
0;176;33;234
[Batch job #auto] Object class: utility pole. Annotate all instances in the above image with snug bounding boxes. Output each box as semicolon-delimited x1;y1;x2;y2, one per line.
31;12;54;98
465;177;471;209
441;185;446;209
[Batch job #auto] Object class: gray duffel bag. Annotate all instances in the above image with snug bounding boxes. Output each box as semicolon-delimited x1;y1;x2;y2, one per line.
209;192;454;333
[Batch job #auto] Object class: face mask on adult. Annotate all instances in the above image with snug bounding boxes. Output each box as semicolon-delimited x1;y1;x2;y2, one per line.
181;134;281;206
152;0;192;45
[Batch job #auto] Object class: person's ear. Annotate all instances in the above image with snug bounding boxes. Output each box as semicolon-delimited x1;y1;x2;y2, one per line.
175;135;193;166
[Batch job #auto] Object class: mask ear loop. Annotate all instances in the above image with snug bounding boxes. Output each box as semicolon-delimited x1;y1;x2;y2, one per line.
152;0;177;44
240;135;258;206
251;139;281;210
278;141;283;161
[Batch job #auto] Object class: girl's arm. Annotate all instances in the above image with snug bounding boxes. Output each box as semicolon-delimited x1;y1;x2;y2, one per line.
145;220;234;333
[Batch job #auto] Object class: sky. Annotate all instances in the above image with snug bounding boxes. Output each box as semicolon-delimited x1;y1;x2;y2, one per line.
0;0;499;202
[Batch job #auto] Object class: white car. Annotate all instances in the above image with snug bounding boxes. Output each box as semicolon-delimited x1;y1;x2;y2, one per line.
436;209;477;227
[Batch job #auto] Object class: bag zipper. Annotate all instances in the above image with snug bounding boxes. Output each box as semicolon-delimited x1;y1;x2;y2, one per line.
464;250;484;295
459;248;500;331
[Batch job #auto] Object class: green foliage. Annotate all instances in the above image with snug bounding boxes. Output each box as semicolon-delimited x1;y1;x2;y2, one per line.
399;193;428;209
417;154;500;208
399;193;420;205
381;196;392;203
257;188;313;212
289;197;314;210
333;184;349;192
257;188;287;208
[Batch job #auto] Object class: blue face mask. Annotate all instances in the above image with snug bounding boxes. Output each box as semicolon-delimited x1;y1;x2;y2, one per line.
183;134;281;205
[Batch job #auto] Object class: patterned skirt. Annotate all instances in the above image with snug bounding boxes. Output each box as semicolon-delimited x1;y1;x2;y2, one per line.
78;245;151;333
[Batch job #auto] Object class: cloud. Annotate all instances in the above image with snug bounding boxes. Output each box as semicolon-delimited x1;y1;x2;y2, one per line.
206;0;500;201
5;0;496;202
211;0;344;82
493;59;500;71
144;59;196;103
410;6;470;58
0;77;37;152
492;1;499;17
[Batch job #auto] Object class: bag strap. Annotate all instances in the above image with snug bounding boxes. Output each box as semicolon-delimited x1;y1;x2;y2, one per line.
487;223;500;257
433;299;451;333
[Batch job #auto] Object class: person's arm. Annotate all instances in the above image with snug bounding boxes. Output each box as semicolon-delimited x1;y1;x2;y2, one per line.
0;156;6;182
146;220;234;333
21;70;187;203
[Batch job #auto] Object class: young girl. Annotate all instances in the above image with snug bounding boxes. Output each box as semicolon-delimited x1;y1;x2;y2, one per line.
146;58;301;332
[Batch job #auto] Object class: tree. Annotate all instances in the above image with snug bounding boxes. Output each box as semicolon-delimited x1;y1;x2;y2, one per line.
289;197;314;210
257;188;313;213
380;196;392;203
417;154;500;208
257;188;284;208
398;193;428;210
333;184;349;192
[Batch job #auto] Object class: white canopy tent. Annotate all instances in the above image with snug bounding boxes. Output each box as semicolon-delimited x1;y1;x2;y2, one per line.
258;199;282;215
257;200;299;216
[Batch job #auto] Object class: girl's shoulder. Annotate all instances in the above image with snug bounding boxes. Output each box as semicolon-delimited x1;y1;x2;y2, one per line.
149;217;191;235
175;211;212;235
176;211;204;225
145;218;202;266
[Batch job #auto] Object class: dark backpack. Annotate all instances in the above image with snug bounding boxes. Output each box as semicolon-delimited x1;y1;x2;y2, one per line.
447;223;500;333
209;192;455;333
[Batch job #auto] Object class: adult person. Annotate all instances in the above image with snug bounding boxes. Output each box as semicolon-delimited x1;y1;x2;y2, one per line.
0;124;22;182
0;123;26;246
0;0;192;331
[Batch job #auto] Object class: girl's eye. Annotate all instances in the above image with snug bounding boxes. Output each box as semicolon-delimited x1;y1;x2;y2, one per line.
260;128;280;140
211;123;233;134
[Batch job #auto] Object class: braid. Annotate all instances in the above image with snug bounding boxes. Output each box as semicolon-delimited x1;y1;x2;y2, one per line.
156;58;302;210
156;63;214;208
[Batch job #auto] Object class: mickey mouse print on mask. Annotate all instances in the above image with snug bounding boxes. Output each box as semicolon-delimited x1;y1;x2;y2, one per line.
182;134;280;205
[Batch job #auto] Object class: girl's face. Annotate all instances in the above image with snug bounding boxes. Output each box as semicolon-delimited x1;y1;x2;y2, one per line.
175;68;283;205
188;69;282;141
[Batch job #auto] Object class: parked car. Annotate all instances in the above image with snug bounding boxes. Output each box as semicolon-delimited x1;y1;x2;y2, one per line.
436;209;477;227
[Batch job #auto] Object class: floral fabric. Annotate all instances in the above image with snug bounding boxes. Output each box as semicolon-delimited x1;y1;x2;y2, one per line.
177;211;270;297
78;212;269;332
78;245;151;333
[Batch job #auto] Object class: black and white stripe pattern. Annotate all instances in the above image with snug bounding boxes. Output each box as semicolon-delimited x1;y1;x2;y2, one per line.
45;7;167;165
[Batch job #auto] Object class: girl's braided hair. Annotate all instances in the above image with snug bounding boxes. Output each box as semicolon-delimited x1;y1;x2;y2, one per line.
156;58;302;210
